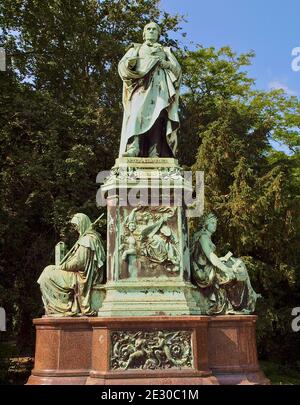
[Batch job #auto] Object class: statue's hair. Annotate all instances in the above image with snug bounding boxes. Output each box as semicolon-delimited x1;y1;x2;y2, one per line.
125;209;137;227
143;21;161;40
202;212;217;228
70;213;91;236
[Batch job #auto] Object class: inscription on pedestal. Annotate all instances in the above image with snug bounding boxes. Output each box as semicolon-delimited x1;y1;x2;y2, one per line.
110;330;193;370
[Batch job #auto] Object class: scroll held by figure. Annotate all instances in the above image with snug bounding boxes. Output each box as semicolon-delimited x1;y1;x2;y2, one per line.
118;21;181;158
190;213;260;315
38;213;106;317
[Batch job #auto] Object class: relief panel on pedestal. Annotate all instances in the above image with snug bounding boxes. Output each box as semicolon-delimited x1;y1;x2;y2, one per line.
118;206;183;279
110;330;193;370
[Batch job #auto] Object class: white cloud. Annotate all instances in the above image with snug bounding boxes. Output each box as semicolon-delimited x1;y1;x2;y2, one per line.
268;80;298;96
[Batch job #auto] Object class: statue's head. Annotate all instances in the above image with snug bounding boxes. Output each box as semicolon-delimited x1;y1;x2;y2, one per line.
128;221;136;232
202;213;217;234
125;209;137;232
70;213;91;236
160;225;171;237
143;21;161;43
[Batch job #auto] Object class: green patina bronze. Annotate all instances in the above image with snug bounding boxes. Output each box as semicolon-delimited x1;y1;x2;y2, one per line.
118;22;181;158
110;330;193;370
37;24;259;319
38;213;106;316
98;157;203;316
191;213;260;314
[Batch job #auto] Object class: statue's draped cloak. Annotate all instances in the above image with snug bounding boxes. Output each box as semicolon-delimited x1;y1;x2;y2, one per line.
191;230;258;315
38;215;105;316
141;218;180;270
118;42;181;157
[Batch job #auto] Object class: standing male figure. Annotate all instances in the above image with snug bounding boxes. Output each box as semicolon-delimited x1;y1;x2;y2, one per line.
118;22;181;158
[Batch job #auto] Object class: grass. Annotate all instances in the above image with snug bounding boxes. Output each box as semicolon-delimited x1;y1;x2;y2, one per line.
0;339;33;385
261;361;300;385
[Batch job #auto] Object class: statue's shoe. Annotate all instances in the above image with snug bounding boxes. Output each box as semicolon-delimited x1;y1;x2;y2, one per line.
122;136;140;157
122;148;139;157
148;145;159;158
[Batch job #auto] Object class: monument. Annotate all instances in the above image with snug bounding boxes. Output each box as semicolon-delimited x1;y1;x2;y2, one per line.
27;22;269;385
118;21;181;158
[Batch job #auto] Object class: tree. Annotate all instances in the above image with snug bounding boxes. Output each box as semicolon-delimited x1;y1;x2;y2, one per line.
0;0;183;350
0;1;299;365
180;46;300;363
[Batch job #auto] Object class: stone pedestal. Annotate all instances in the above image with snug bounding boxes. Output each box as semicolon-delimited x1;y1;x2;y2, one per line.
86;315;215;385
208;316;269;385
27;318;91;385
98;157;205;316
28;158;269;386
27;315;269;385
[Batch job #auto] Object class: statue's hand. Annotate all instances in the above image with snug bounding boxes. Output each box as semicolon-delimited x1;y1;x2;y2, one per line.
159;60;171;69
232;259;243;271
220;251;233;263
127;57;138;69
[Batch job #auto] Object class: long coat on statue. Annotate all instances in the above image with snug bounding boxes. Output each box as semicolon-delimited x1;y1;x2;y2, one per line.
118;42;181;157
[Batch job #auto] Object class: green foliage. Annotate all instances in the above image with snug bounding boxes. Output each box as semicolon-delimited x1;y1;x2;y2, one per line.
0;0;299;365
181;46;300;364
261;361;300;385
0;340;13;384
0;0;183;350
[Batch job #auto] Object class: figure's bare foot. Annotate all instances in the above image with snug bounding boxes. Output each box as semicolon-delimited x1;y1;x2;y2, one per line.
122;149;139;157
122;137;140;157
148;145;159;158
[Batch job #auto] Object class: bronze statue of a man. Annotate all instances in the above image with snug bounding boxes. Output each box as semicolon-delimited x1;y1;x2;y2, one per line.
118;22;181;158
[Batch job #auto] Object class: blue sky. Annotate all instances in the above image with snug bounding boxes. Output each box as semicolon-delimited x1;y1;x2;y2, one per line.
160;0;300;97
